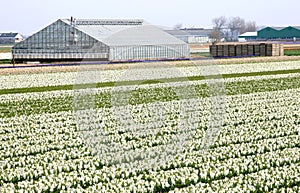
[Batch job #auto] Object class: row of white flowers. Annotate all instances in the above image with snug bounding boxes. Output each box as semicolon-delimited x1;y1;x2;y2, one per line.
171;162;300;193
183;60;300;76
1;128;297;179
1;88;298;149
1;60;300;89
1;145;298;192
1;88;298;153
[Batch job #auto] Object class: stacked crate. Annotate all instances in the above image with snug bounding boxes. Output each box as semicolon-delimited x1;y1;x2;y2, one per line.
254;44;260;56
266;44;272;56
259;44;266;56
266;44;276;56
209;43;284;57
223;45;229;57
210;45;217;57
242;44;248;56
279;44;284;56
272;44;279;56
248;44;254;56
267;43;282;56
229;45;235;56
272;44;280;56
236;45;242;56
217;45;224;57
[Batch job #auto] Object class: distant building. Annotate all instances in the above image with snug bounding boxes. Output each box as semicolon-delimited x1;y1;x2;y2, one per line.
165;30;190;43
165;28;213;44
12;18;189;63
257;26;300;41
238;32;258;42
239;26;300;42
0;33;23;44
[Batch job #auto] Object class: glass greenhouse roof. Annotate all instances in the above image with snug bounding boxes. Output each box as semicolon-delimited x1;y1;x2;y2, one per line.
61;19;186;46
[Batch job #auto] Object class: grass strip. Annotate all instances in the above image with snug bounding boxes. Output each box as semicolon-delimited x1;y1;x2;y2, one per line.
1;76;300;118
284;49;300;56
0;47;11;53
0;59;11;64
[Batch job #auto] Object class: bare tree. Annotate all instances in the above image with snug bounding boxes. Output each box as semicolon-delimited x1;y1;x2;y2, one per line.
209;30;222;44
211;16;257;42
211;16;227;43
212;16;227;30
227;17;245;41
173;23;183;30
243;21;257;33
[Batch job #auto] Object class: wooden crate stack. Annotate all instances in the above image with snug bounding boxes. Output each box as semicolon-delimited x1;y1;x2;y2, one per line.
272;44;279;56
236;45;242;56
223;45;229;57
217;45;224;57
279;44;284;56
271;44;284;56
248;44;254;56
254;44;260;56
242;44;248;56
210;45;217;57
209;43;284;57
266;44;274;56
266;43;283;56
259;44;266;56
229;45;235;56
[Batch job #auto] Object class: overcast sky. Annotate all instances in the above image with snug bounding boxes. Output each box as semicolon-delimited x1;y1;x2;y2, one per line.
1;0;299;35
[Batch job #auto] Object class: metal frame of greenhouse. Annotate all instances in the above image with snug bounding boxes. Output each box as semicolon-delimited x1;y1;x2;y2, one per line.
12;18;190;63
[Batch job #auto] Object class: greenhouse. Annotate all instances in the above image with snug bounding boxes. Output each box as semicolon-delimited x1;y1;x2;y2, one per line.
12;18;189;63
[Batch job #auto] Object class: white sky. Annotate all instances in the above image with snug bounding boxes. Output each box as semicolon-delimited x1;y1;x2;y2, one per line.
1;0;299;35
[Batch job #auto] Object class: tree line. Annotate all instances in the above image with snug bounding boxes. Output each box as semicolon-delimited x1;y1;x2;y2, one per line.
210;16;257;43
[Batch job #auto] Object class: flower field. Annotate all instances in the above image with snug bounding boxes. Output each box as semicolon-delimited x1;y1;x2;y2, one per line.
0;60;300;192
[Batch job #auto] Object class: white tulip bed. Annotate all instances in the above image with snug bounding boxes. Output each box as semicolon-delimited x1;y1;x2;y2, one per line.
1;60;300;90
0;60;300;192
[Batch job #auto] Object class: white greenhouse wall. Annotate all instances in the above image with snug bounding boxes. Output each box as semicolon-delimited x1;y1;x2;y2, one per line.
109;44;190;61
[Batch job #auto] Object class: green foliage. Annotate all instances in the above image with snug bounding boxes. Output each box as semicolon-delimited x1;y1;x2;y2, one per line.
284;49;300;56
0;59;11;64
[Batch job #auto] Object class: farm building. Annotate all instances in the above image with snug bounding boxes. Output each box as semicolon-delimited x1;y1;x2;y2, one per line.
0;33;23;44
238;32;258;42
165;28;213;44
257;26;300;40
12;18;189;63
165;30;190;43
238;26;300;42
